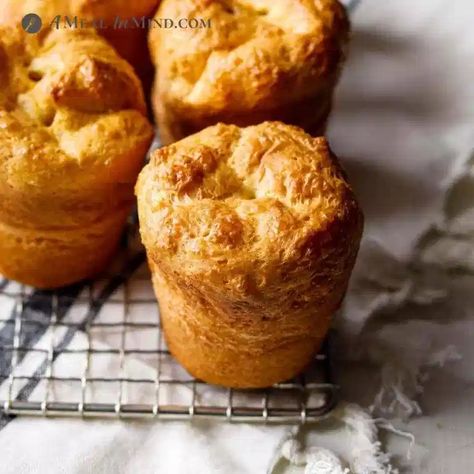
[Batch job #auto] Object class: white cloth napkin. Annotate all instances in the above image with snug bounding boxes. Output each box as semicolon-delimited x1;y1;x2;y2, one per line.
0;0;473;472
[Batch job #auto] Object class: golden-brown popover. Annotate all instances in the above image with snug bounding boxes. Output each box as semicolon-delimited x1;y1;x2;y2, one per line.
149;0;349;144
0;26;154;288
136;122;363;388
0;0;160;86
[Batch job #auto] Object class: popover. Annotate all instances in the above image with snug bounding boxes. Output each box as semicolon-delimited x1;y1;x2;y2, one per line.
0;0;160;86
136;122;363;388
149;0;349;144
0;27;153;288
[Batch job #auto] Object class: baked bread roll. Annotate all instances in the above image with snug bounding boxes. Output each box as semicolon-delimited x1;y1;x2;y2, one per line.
137;122;363;388
149;0;349;144
0;0;160;86
0;27;153;288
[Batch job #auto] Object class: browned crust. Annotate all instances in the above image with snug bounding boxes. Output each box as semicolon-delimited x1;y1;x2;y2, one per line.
0;210;129;288
136;122;363;387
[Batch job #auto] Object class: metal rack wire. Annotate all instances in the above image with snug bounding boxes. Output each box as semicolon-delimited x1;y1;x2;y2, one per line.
0;223;338;423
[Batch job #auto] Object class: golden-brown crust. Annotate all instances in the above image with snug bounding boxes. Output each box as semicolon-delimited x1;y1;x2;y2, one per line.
136;122;363;387
149;0;349;144
0;0;160;85
0;26;154;288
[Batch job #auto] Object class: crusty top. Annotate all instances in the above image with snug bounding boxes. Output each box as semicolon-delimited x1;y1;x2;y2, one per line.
0;27;153;228
150;0;349;115
137;122;362;273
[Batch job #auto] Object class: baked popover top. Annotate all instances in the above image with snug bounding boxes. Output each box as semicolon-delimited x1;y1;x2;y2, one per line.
149;0;349;116
137;121;362;274
0;26;153;228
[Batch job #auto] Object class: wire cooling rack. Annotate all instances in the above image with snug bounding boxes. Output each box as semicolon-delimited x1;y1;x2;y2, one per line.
0;223;338;423
0;0;363;427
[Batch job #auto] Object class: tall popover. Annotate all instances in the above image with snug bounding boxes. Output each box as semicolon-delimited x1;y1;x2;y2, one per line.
0;0;160;86
136;122;363;388
148;0;349;144
0;27;154;288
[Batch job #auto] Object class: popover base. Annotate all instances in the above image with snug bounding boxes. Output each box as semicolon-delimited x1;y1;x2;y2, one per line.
0;210;128;289
154;85;333;147
152;262;333;388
